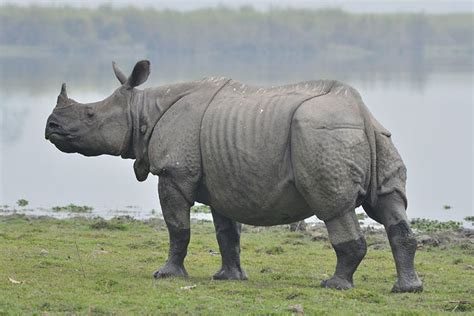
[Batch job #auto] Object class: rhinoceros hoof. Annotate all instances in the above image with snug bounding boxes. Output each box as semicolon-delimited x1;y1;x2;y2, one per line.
321;276;353;290
212;266;248;280
153;263;188;279
391;278;423;293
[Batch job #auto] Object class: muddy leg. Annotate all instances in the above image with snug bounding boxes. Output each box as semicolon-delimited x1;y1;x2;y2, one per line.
153;178;191;279
322;210;367;290
373;193;423;293
211;208;247;280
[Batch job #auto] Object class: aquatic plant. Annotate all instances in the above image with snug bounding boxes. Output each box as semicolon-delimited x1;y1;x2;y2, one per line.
52;204;93;213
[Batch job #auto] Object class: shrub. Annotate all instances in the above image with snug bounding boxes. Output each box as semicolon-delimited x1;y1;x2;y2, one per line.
410;218;462;232
16;199;29;207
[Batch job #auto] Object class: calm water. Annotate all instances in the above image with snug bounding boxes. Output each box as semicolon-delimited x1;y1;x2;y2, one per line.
0;57;472;222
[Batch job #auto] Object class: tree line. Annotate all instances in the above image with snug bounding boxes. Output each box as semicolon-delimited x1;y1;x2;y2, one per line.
0;5;472;67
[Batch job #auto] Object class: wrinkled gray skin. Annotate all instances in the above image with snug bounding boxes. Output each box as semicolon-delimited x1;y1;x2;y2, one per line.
45;60;423;292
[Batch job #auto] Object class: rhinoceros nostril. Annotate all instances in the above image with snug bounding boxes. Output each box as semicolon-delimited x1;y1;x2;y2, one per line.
48;121;60;129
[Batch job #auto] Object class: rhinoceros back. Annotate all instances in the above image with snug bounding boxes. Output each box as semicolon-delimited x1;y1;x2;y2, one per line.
200;80;334;225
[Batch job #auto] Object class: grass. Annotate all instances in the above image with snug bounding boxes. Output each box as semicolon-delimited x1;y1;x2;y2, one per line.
0;215;473;314
191;204;211;213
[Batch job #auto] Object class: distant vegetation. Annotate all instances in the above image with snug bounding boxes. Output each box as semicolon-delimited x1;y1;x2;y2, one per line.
52;204;93;213
191;204;211;213
0;5;471;92
0;5;471;68
410;218;462;232
16;199;28;207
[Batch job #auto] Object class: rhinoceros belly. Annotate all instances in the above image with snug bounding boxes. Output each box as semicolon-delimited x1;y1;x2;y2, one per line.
200;81;333;225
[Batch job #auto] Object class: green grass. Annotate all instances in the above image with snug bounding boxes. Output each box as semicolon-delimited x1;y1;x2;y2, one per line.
191;204;211;213
0;215;472;314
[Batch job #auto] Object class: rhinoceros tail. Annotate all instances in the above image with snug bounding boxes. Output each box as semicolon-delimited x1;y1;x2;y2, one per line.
348;87;378;207
361;102;378;207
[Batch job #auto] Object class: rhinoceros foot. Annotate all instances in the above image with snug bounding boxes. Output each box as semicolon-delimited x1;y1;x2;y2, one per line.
212;266;248;281
153;262;188;279
391;277;423;293
320;276;353;290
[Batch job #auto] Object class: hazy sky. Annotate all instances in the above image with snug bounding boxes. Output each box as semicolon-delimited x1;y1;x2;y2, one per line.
2;0;473;13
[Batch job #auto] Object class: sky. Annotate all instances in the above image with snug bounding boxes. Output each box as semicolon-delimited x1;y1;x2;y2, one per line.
2;0;473;13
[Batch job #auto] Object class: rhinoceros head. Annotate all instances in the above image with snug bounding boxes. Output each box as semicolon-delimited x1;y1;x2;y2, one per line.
45;60;150;157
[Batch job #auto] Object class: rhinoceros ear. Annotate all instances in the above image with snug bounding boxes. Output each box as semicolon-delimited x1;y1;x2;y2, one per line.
127;60;150;88
112;61;127;84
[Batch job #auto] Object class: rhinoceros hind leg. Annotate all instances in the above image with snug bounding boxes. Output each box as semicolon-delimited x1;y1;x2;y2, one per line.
322;210;367;290
211;208;248;280
153;178;191;279
371;193;423;293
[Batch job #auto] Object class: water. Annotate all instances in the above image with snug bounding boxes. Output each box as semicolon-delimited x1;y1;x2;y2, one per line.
1;57;472;223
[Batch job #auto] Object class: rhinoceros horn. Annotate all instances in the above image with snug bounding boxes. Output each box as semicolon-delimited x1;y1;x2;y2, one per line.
60;83;68;97
56;83;69;107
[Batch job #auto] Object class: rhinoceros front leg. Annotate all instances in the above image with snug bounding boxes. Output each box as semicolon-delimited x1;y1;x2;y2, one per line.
153;177;191;279
211;208;248;280
321;210;367;290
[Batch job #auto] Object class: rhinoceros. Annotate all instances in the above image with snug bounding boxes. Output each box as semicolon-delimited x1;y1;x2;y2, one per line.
45;60;422;292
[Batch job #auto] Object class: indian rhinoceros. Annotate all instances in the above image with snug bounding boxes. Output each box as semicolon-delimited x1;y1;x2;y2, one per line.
45;60;423;292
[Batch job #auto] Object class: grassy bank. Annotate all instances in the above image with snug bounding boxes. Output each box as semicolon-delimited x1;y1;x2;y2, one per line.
0;215;472;314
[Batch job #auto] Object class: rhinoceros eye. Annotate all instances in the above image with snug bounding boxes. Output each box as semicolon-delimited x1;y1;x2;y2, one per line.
86;108;95;118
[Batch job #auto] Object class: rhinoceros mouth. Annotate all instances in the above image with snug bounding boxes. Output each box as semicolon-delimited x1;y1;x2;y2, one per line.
46;129;77;143
47;133;77;153
45;131;77;141
45;131;64;139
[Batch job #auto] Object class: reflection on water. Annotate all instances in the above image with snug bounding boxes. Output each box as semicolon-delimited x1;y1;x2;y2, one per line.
0;56;472;222
0;206;385;228
0;205;212;222
0;54;436;95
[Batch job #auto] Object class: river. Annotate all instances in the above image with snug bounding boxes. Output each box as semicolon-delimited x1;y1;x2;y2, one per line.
1;56;472;223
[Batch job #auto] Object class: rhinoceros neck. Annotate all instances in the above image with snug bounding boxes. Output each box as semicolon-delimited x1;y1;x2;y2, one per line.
144;81;201;120
120;81;202;176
